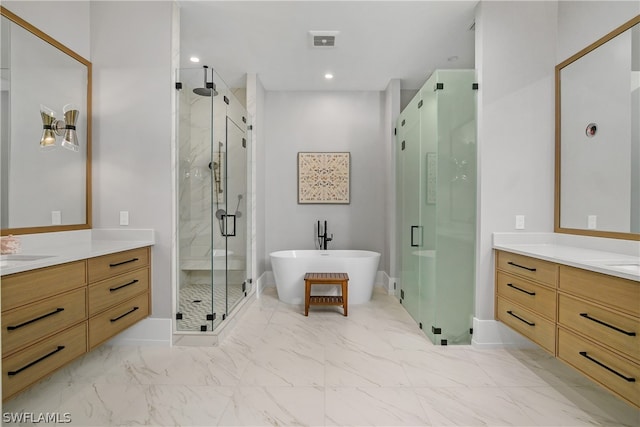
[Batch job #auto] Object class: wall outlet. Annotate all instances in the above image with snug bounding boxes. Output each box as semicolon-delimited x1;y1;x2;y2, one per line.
119;211;129;226
587;215;597;229
51;211;61;225
515;215;525;230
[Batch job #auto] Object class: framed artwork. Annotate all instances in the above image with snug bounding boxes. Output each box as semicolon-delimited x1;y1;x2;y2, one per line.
298;152;350;204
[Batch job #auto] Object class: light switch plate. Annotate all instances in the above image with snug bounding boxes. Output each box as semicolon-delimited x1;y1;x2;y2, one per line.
587;215;597;229
515;215;525;230
119;211;129;226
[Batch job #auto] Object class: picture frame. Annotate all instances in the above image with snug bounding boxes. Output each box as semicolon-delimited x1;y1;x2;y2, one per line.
298;152;350;204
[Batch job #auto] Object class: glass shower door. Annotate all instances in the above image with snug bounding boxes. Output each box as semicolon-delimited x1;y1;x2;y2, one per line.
223;114;248;314
432;70;477;344
397;95;422;325
176;66;219;331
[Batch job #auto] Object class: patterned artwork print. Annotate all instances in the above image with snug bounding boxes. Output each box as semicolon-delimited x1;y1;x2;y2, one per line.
298;152;350;203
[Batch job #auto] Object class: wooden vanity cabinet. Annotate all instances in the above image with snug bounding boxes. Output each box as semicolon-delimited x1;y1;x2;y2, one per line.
1;261;88;400
87;247;150;349
1;247;151;401
495;251;558;354
556;265;639;408
495;250;640;408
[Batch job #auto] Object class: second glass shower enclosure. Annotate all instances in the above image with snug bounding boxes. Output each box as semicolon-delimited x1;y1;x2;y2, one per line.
176;66;251;332
396;70;477;345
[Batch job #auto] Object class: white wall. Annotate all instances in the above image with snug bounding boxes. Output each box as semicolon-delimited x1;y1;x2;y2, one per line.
263;91;386;264
2;1;91;60
385;79;401;282
247;74;267;280
91;1;174;318
557;1;639;62
475;1;558;321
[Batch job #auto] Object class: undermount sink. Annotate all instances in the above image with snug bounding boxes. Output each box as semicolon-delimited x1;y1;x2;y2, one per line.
602;262;640;275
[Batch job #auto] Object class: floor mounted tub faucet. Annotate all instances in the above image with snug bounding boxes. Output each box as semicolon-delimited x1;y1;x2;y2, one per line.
317;220;333;250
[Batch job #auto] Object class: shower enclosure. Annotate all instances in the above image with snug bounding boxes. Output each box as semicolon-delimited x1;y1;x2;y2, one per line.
396;70;477;345
175;66;251;332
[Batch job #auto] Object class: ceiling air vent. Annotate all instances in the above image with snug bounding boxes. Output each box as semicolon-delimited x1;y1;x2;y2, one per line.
309;31;339;48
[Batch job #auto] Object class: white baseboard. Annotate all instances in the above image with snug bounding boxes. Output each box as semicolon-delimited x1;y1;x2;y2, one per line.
471;318;538;349
107;317;172;347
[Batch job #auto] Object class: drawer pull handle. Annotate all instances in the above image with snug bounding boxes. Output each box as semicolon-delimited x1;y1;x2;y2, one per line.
6;308;65;331
507;283;536;296
7;346;65;376
579;351;636;383
110;306;139;322
507;261;537;272
507;310;535;326
109;258;139;268
109;279;139;292
579;313;636;336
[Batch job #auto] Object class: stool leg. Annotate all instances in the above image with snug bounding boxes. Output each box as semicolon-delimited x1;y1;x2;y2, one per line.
342;280;348;316
304;280;310;316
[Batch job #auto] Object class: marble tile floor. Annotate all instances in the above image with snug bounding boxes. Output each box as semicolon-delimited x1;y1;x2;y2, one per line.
3;287;639;426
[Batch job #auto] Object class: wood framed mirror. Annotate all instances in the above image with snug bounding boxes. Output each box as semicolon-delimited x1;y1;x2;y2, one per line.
555;14;640;241
0;6;91;236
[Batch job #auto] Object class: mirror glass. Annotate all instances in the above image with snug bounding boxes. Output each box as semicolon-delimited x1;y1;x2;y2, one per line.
0;8;91;235
556;16;640;240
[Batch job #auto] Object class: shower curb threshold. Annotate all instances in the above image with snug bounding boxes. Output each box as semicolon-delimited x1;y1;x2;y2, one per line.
172;288;257;346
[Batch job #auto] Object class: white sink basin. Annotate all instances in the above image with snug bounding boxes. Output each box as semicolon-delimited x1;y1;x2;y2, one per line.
603;262;640;275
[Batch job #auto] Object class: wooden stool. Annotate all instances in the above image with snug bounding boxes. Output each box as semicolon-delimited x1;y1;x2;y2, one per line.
304;272;349;316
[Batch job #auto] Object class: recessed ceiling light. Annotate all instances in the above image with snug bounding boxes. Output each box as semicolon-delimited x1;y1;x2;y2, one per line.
325;73;334;80
190;56;200;63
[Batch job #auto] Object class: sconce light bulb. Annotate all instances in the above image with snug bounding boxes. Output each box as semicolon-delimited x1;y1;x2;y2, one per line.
39;105;58;149
61;130;79;152
61;105;80;152
40;129;57;150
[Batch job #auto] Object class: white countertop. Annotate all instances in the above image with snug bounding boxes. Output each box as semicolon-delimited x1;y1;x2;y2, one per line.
0;229;155;276
493;232;639;282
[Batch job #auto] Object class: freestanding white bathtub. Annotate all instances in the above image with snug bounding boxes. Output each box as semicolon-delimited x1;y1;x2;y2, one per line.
269;250;381;305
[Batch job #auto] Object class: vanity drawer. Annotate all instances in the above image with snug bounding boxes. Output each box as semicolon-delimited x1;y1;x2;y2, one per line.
497;296;555;354
2;288;87;356
88;247;149;283
88;268;149;316
497;251;557;287
1;261;86;311
558;293;639;363
497;272;556;320
2;322;87;400
559;266;640;317
88;292;149;349
558;327;639;408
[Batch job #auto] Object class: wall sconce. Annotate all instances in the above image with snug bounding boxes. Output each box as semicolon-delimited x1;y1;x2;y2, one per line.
39;104;80;152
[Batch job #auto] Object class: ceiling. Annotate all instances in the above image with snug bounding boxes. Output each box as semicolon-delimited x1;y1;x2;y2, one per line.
178;1;478;91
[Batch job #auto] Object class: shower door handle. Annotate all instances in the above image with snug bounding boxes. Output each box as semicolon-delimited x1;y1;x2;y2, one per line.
221;214;236;237
410;226;422;247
